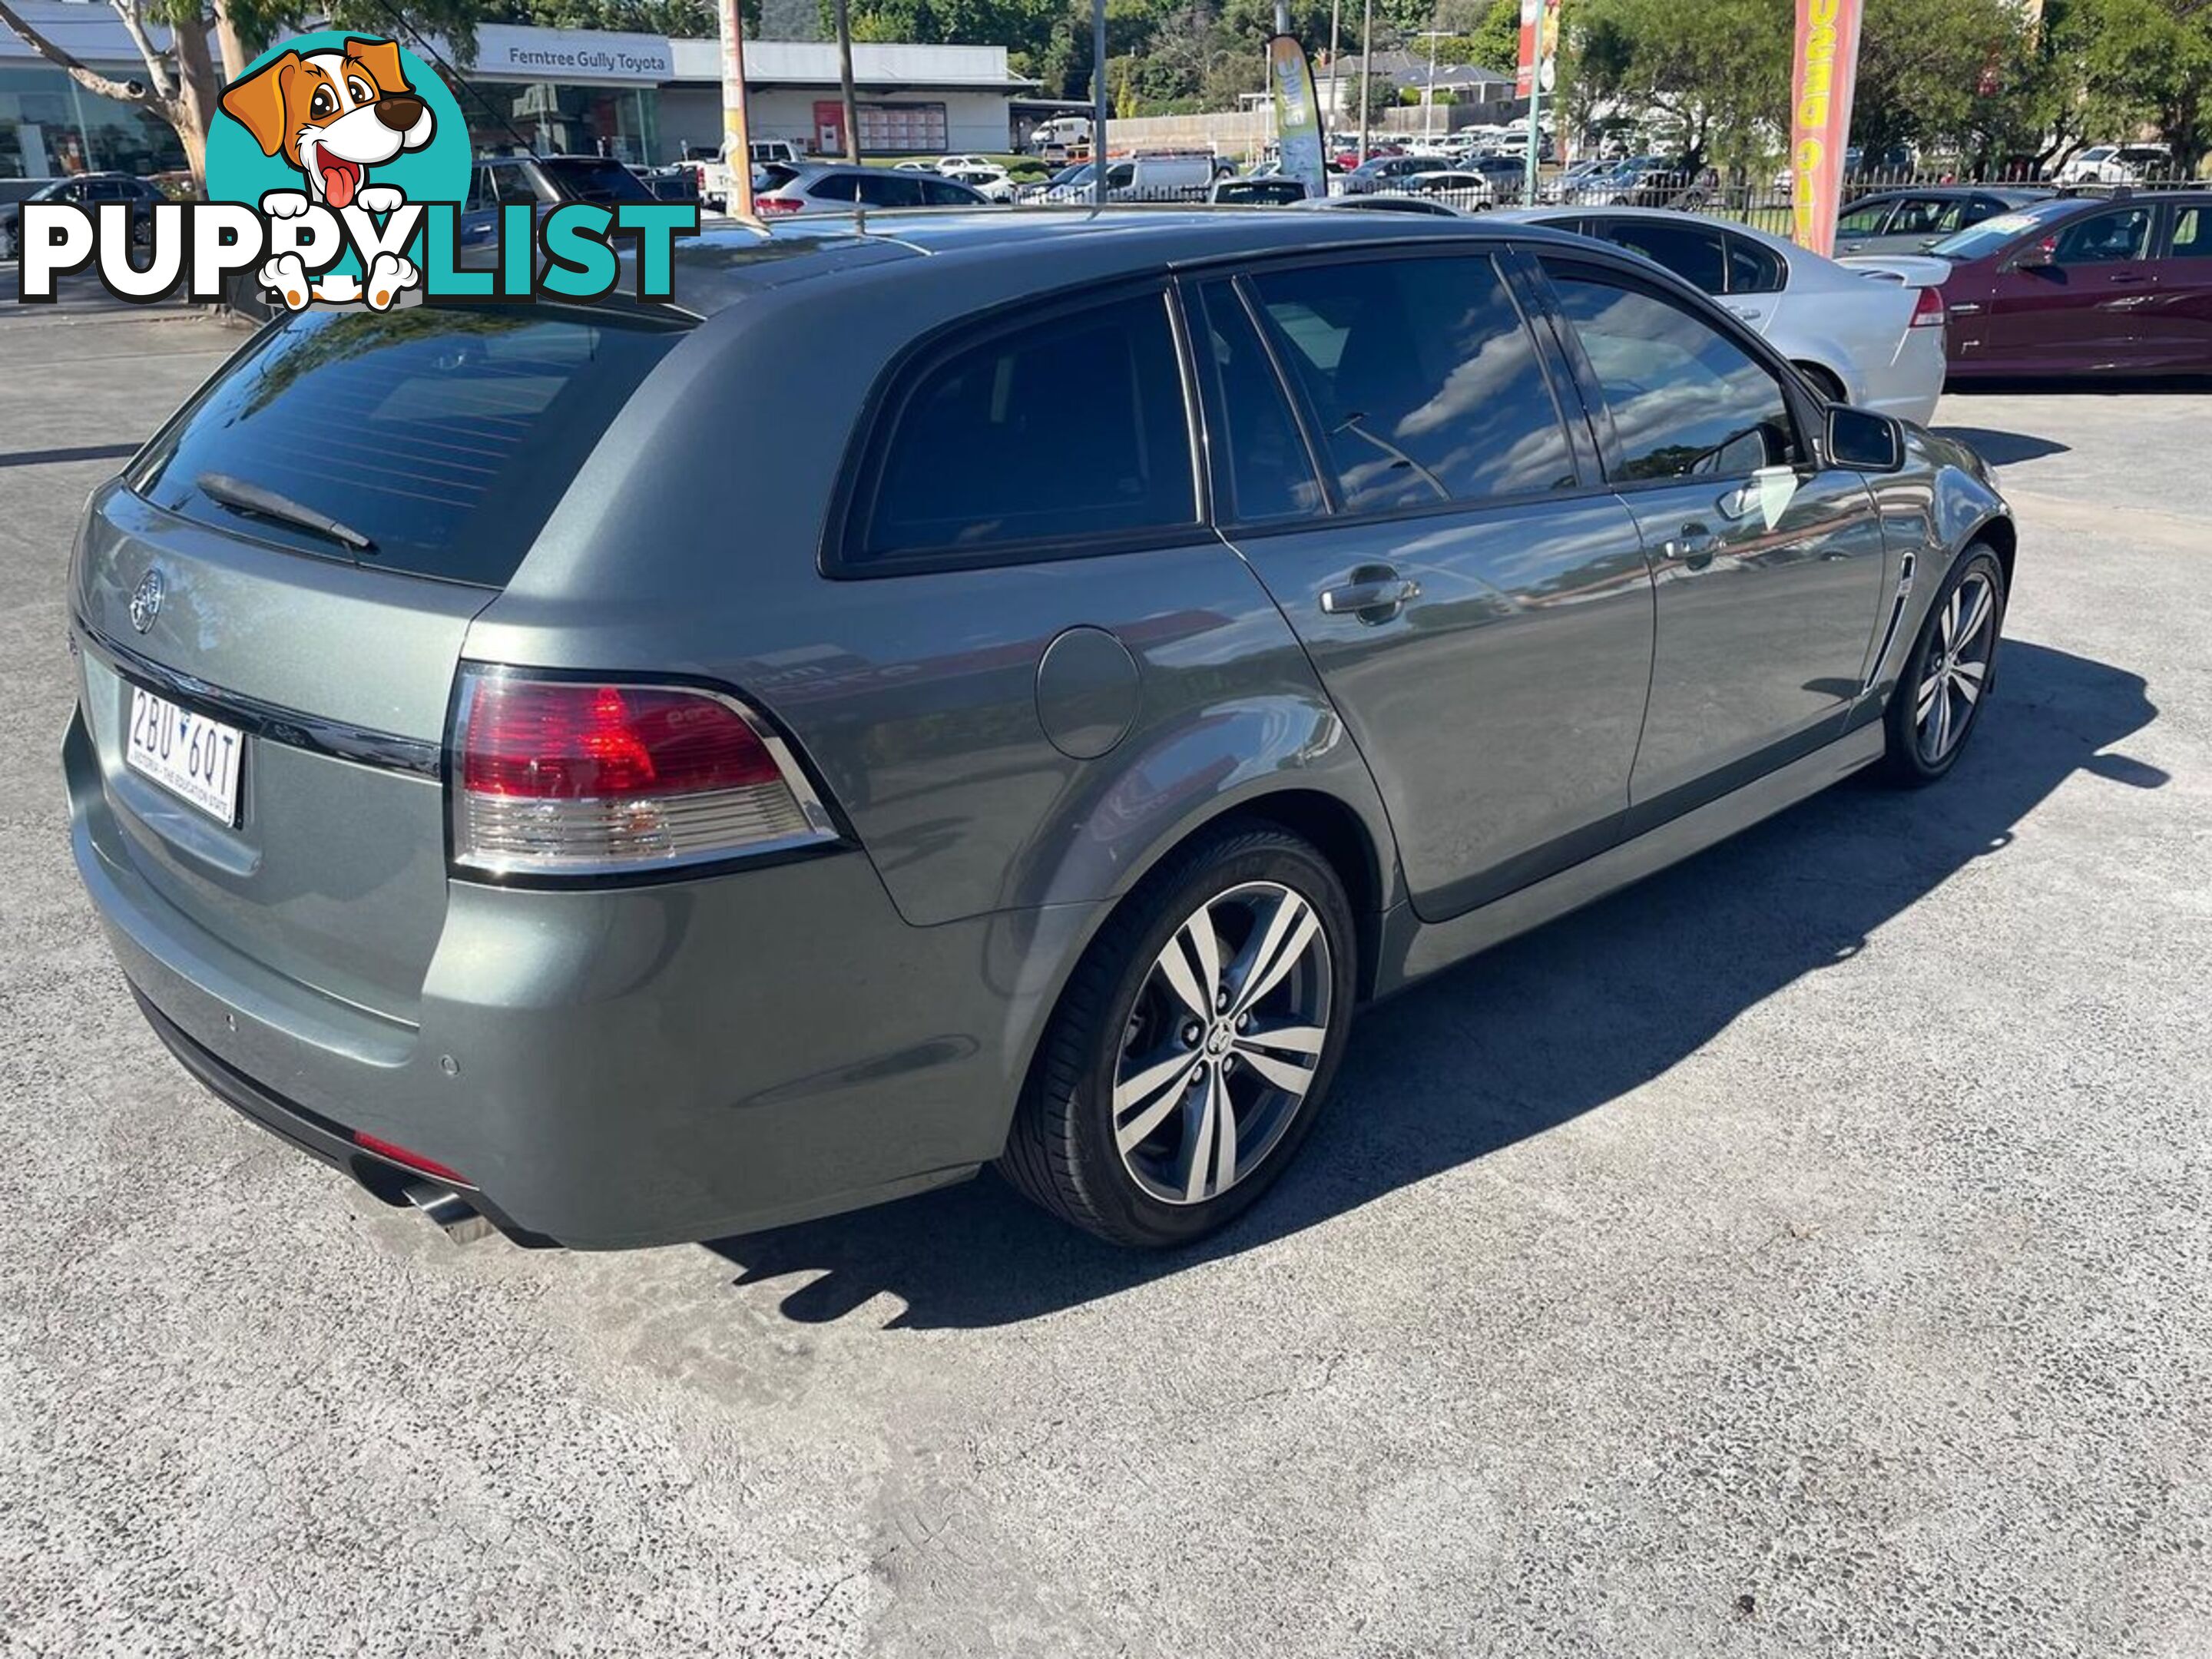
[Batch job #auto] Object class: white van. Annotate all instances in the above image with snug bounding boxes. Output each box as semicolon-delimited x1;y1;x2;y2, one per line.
1030;116;1094;160
1104;152;1217;201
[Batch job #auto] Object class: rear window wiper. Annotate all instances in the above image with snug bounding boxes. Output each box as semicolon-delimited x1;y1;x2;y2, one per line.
195;472;377;555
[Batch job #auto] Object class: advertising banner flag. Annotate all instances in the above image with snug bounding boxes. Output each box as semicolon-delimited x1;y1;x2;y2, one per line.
1790;0;1864;257
1516;0;1558;99
1267;35;1328;200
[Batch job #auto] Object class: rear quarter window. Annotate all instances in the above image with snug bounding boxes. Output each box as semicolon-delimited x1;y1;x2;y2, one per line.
131;305;688;588
843;290;1197;569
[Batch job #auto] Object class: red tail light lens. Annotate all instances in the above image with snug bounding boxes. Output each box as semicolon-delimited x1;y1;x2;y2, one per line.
452;671;837;878
354;1130;467;1185
755;196;803;216
1910;285;1947;328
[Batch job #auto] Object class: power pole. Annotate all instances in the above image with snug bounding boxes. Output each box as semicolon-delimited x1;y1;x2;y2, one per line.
833;0;860;163
719;0;754;217
1356;0;1373;166
1326;0;1341;147
1091;0;1109;204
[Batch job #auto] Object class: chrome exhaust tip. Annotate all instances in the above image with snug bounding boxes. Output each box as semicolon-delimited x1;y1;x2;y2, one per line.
402;1180;495;1244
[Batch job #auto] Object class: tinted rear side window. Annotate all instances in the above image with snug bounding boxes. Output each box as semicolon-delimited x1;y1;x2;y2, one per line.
852;291;1196;565
1725;234;1787;294
132;305;686;588
1191;281;1324;524
1592;219;1729;293
1246;253;1577;512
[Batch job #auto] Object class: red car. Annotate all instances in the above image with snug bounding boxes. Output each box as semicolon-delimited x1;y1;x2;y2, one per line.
1932;190;2212;377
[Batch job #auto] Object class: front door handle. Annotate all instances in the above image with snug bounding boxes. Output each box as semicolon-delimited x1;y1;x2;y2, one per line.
1667;522;1718;571
1320;565;1420;621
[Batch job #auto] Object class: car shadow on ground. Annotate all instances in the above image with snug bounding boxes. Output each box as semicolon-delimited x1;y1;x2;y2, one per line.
1932;426;2070;466
704;640;2163;1330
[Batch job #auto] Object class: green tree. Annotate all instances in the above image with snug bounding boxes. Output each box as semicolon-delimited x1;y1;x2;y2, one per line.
1568;0;1790;168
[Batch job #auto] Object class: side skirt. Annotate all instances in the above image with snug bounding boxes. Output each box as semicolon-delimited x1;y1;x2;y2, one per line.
1373;720;1887;995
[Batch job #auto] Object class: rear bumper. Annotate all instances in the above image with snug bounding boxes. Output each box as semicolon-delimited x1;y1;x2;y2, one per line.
1861;325;1947;428
68;708;1101;1249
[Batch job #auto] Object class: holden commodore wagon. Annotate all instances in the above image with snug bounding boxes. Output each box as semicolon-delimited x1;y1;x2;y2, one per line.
66;212;2015;1251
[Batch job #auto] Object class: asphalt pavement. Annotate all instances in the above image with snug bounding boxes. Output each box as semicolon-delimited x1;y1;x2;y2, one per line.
2;306;2207;1657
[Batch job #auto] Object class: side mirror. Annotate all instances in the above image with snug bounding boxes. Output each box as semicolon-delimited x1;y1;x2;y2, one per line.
2012;237;2056;270
1827;404;1906;472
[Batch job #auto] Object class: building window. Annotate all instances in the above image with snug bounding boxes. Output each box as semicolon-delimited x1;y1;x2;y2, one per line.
858;101;947;155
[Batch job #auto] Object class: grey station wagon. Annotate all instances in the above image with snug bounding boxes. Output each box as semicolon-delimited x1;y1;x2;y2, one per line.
65;212;2015;1251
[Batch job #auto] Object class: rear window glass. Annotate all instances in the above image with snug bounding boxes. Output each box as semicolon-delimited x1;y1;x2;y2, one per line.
539;156;654;204
131;305;687;588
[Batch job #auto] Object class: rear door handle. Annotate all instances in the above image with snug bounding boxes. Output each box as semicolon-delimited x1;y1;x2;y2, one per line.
1667;523;1718;570
1320;566;1420;621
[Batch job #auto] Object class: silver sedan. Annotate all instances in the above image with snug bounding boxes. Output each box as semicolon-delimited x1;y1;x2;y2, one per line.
1492;205;1949;424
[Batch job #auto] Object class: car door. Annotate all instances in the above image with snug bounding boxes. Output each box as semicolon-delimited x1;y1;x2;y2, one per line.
1192;253;1656;920
2141;198;2212;368
1832;194;1900;257
1534;255;1890;814
1983;204;2158;371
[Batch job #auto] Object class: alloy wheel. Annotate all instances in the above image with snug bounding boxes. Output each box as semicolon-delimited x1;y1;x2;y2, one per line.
1916;571;1996;765
1111;880;1335;1207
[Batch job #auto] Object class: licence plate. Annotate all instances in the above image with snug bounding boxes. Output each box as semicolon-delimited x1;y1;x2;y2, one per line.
125;686;243;826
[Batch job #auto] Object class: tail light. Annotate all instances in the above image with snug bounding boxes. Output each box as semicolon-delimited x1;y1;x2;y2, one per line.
354;1129;467;1185
755;195;803;216
1909;286;1947;328
450;669;838;879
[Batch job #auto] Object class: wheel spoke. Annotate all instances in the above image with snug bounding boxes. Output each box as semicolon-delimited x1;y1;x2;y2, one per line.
1236;1045;1316;1097
1114;1053;1199;1151
1153;930;1211;1022
1954;667;1982;707
1916;671;1943;724
1238;1022;1327;1056
1233;893;1319;1017
1178;1067;1220;1203
1182;912;1224;1012
1212;1072;1238;1193
1932;680;1953;756
1939;588;1961;652
1955;580;1993;649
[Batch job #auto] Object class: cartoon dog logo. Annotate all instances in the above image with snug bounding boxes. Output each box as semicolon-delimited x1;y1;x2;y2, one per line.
218;37;433;311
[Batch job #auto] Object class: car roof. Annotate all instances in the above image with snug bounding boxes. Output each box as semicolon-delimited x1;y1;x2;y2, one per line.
1851;184;2052;200
667;207;1581;313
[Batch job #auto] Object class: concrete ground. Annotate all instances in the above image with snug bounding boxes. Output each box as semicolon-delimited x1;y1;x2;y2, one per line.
2;303;2207;1658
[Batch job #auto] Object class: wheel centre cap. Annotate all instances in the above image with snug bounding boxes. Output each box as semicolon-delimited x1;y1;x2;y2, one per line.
1205;1024;1234;1058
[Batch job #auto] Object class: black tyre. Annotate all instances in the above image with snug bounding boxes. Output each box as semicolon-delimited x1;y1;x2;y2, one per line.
1882;544;2006;786
998;823;1358;1247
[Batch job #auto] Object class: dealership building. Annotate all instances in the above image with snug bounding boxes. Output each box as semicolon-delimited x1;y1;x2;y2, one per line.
0;2;1032;178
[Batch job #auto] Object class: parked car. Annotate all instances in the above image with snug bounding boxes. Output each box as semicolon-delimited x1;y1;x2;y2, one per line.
68;210;2012;1253
1543;158;1618;204
1104;154;1222;200
1399;170;1496;207
1025;161;1095;203
941;165;1018;203
1;173;163;257
1339;152;1455;194
1925;190;2212;377
470;154;657;209
753;163;992;214
2051;144;2173;185
1833;186;2055;257
1492;205;1949;422
935;154;998;174
1210;177;1313;205
1295;193;1463;217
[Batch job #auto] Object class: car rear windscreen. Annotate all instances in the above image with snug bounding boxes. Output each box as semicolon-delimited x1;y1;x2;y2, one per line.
131;304;687;588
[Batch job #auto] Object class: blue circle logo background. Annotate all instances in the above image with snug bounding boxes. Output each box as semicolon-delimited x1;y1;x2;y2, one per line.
207;34;471;279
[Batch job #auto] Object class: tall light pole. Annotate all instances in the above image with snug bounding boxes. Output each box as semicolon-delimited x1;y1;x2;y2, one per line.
1326;0;1341;148
833;0;860;164
718;0;754;217
1356;0;1373;167
1418;27;1445;144
1092;0;1108;205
